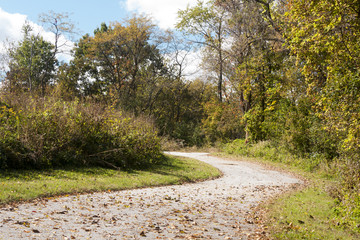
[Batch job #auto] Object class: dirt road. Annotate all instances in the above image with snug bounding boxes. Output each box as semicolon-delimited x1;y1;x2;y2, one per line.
0;152;301;239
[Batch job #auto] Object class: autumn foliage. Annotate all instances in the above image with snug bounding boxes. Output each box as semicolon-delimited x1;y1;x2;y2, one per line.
1;0;360;230
0;93;162;169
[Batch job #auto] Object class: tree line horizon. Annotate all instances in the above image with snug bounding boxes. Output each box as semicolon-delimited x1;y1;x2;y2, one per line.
0;0;359;230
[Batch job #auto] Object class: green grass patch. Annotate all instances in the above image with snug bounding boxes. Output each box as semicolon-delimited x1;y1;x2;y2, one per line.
267;186;359;239
219;139;360;239
221;139;336;176
0;155;221;205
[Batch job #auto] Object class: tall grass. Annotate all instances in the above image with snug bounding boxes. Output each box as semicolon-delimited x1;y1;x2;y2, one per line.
0;93;163;170
222;139;335;175
222;139;360;236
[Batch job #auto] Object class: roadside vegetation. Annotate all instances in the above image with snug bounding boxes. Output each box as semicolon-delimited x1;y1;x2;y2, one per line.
0;155;221;205
0;94;163;170
0;0;359;236
222;140;360;239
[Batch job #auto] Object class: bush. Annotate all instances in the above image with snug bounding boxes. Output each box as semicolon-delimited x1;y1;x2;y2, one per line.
335;153;360;231
201;100;245;143
0;94;163;170
222;139;330;172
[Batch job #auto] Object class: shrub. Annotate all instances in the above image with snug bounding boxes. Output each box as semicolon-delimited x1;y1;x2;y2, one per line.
222;139;330;172
201;100;245;143
335;153;360;231
0;94;163;169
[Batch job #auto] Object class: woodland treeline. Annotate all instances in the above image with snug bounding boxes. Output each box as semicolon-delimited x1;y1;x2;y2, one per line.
0;0;359;229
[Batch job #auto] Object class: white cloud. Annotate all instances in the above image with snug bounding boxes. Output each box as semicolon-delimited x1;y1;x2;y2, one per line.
0;8;27;78
0;8;27;43
163;48;204;81
178;49;203;80
0;8;73;63
123;0;207;80
125;0;198;29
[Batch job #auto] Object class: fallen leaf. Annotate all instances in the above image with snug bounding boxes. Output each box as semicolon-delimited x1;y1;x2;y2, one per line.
16;221;30;228
56;211;68;214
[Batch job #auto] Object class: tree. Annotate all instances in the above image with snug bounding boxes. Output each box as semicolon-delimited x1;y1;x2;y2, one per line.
68;18;216;145
39;11;76;57
72;16;168;112
54;62;81;100
163;30;198;80
284;0;360;229
214;0;287;141
285;0;360;153
286;0;360;210
177;0;229;102
0;39;13;85
5;23;57;95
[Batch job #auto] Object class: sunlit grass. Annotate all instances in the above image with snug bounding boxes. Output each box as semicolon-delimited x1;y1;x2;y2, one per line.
0;155;221;205
267;186;359;239
218;141;360;239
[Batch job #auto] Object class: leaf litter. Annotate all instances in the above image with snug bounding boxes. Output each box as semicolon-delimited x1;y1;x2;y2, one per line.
0;152;301;239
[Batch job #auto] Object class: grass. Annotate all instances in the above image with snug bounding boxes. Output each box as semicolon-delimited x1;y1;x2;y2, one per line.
266;186;359;239
218;140;360;239
0;155;221;205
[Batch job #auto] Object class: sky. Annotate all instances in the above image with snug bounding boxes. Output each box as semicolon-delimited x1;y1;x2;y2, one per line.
0;0;201;78
0;0;197;39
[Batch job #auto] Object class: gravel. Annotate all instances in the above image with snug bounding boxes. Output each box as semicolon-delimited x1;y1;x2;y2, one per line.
0;152;302;240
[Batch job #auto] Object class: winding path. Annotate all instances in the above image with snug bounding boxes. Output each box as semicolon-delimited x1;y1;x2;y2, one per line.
0;152;301;239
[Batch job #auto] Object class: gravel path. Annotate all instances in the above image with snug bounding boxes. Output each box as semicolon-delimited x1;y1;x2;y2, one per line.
0;152;301;240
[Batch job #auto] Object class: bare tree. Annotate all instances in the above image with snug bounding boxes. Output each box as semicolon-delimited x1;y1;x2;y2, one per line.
177;0;229;102
39;11;77;57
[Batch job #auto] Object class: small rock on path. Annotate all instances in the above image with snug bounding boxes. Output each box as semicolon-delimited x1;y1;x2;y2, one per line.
0;152;301;239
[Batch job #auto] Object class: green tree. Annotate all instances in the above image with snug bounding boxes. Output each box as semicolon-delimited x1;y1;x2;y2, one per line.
152;78;215;145
69;18;213;145
54;62;81;100
216;0;287;141
177;0;229;102
285;0;360;227
285;0;360;155
72;16;167;112
6;23;57;95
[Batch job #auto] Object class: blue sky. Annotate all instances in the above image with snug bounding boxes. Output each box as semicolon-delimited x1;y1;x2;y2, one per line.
0;0;198;37
0;0;129;36
0;0;198;58
0;0;202;78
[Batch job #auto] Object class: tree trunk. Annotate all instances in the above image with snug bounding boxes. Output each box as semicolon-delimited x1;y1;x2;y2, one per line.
218;49;223;102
